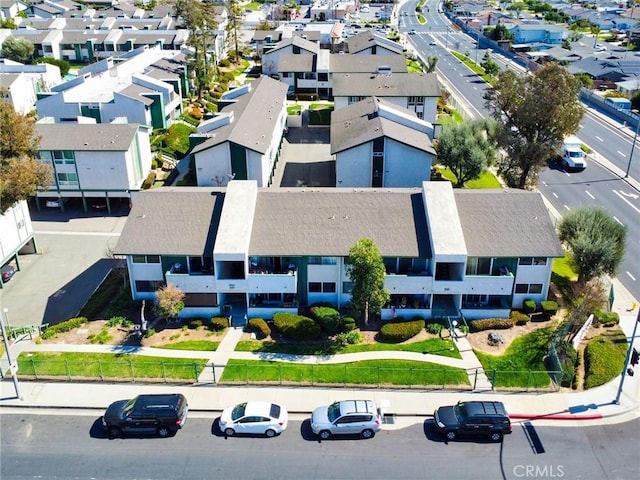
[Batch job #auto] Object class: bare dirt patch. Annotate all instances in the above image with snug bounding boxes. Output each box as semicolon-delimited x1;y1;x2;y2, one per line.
40;320;226;348
466;316;561;355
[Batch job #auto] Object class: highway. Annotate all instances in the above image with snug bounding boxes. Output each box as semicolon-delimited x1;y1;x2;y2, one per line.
401;1;640;301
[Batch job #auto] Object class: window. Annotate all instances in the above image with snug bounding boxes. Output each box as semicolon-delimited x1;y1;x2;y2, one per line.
322;282;336;293
533;257;547;266
466;258;491;275
407;96;424;106
135;280;164;292
132;255;160;264
56;172;78;185
529;284;543;294
38;151;52;162
342;281;353;294
518;257;533;266
309;282;322;292
308;256;338;265
515;284;528;294
53;150;75;164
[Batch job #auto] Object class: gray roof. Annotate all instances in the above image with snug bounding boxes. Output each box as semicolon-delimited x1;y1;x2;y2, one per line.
0;73;20;88
332;72;440;97
145;53;187;81
329;54;407;73
191;76;288;156
330;97;435;155
266;35;319;55
36;123;139;151
277;53;315;72
346;31;403;55
119;83;156;105
249;189;431;257
454;189;564;258
253;30;282;42
114;187;223;256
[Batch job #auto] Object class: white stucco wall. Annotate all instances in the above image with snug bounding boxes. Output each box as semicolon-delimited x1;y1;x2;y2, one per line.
511;261;554;308
195;143;231;186
336;143;371;187
383;138;433;187
107;92;149;125
0;200;33;263
36;94;81;121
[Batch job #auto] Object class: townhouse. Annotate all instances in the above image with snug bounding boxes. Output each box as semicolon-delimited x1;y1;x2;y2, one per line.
0;59;62;114
114;180;564;322
0;201;36;289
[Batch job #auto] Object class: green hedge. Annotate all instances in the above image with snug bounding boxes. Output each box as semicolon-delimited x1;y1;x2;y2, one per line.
593;309;620;327
210;316;229;331
468;317;515;332
510;310;530;326
540;301;558;316
341;316;357;332
379;319;425;343
41;317;88;340
310;306;341;334
188;318;206;329
273;313;322;340
523;299;537;313
247;318;271;338
426;322;444;335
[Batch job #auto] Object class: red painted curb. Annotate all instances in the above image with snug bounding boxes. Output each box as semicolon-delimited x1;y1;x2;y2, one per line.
509;413;603;420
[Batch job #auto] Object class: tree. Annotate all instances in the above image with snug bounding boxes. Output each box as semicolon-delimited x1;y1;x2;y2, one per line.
347;238;390;325
0;36;34;63
484;62;585;188
225;0;244;64
34;57;71;76
436;119;498;187
558;207;627;284
0;102;52;213
154;284;186;320
491;23;514;42
424;56;438;73
173;0;218;100
480;51;499;76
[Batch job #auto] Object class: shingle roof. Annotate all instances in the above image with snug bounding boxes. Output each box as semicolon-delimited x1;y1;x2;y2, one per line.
265;35;320;55
119;83;156;105
330;97;435;155
346;30;403;55
249;188;431;257
277;53;315;72
114;188;223;256
36;123;139;151
329;54;407;73
191;76;288;156
332;72;440;97
454;189;564;257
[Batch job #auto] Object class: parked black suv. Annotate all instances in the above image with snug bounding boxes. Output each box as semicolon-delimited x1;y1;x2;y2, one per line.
103;393;188;438
434;401;511;442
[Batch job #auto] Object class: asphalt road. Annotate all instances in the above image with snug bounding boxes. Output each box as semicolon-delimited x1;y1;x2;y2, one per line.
1;412;638;480
406;3;640;301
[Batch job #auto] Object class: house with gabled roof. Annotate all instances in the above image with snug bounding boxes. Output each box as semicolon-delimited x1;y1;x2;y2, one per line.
262;35;320;76
0;59;62;114
190;76;288;188
346;30;404;55
507;24;567;45
0;0;28;19
331;97;436;188
114;180;564;322
332;71;440;122
33;118;153;212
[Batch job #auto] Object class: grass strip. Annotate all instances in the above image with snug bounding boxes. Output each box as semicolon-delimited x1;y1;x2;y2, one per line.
17;352;208;381
221;359;469;387
236;337;461;359
584;330;627;389
157;340;219;351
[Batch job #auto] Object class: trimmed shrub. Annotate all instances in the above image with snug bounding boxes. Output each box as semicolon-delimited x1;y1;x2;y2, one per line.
540;301;559;316
87;329;113;344
145;328;156;338
468;317;515;332
379;319;425;343
310;306;341;334
510;310;530;326
273;312;322;340
336;330;363;346
594;309;620;327
426;322;443;335
188;318;205;329
523;299;537;314
210;316;229;331
106;316;128;327
41;317;88;340
141;170;157;190
341;316;357;332
247;318;271;338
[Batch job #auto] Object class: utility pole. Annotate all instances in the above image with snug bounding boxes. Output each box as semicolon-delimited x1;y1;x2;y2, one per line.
1;308;21;399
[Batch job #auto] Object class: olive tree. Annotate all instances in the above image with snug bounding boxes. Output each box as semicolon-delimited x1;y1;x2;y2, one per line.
347;238;390;325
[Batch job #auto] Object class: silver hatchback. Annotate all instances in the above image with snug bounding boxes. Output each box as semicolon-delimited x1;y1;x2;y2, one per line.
311;400;382;439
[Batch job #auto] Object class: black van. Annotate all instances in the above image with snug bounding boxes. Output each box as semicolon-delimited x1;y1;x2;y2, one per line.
103;394;188;438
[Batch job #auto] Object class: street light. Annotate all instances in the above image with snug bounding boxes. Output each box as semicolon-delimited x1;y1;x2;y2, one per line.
614;308;640;405
626;118;640;177
1;308;21;399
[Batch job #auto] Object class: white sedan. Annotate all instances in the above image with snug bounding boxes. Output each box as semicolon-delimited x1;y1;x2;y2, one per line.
219;402;288;437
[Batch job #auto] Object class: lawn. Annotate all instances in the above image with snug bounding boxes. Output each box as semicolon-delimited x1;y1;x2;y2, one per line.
584;329;628;389
236;337;461;359
157;340;220;351
17;352;208;382
552;252;578;282
437;167;502;189
221;359;469;387
451;51;494;84
474;327;556;388
287;105;302;115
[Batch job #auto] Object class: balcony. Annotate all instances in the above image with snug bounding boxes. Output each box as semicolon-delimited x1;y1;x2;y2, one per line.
384;273;432;294
248;271;297;293
165;270;216;293
463;274;514;295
